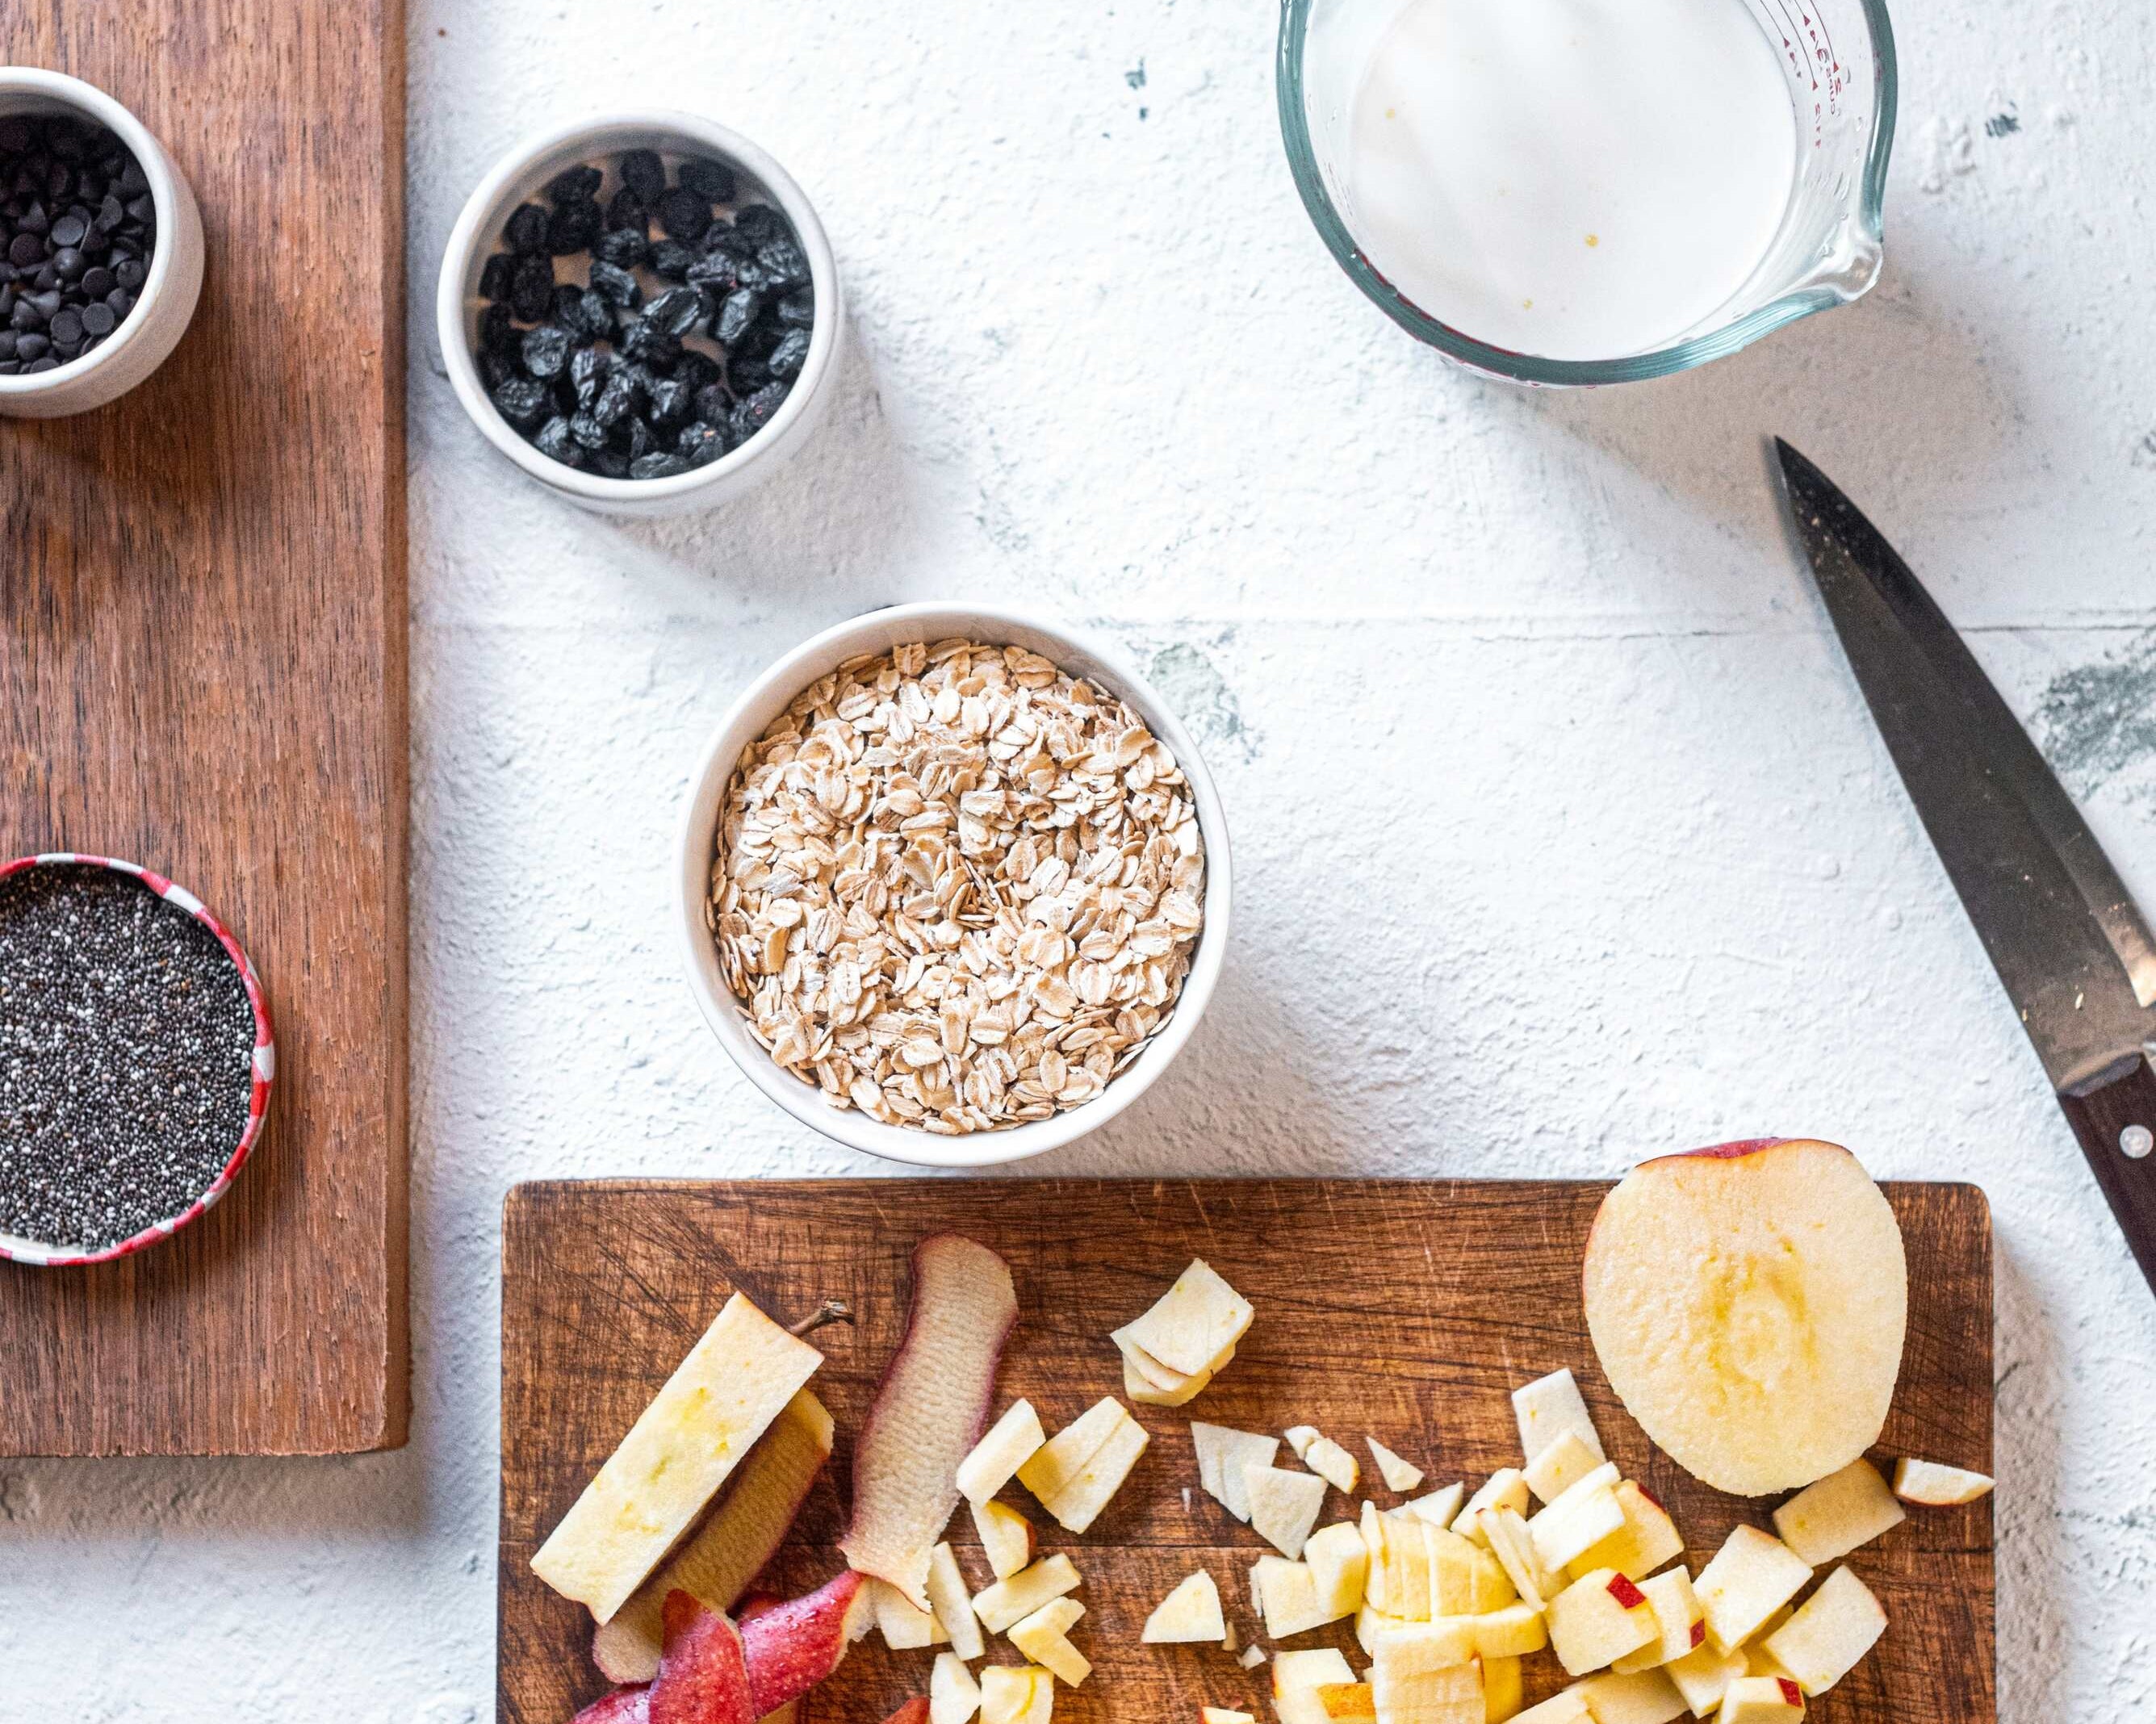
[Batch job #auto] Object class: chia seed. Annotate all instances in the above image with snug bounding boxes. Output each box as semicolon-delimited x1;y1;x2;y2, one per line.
0;865;257;1253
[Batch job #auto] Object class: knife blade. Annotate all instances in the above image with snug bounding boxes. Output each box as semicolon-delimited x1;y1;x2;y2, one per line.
1773;437;2156;1295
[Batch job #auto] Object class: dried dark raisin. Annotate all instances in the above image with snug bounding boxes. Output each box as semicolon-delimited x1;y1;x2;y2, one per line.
592;370;641;429
477;345;520;391
546;163;604;205
569;409;609;450
533;416;584;467
674;349;722;391
714;287;761;346
590;446;632;479
731;379;789;441
630;452;693;479
619;315;679;369
604;188;648;233
693;382;731;425
777;287;814;328
686;253;739;293
587;260;641;309
618;149;667;205
478;251;517;302
657;186;711;244
677;421;730;465
504;201;550;254
568;344;610;406
521;323;573;379
756;237;810;290
595;226;649;270
478;302;520;354
565;288;616;341
618;416;654;460
546;198;602;257
677;157;738;202
509;253;555;321
490;375;551;428
645;375;693;425
649;240;696;281
645;285;703;337
766;328;810;379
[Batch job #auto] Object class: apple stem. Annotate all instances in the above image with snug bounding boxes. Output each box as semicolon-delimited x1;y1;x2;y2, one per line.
789;1299;856;1339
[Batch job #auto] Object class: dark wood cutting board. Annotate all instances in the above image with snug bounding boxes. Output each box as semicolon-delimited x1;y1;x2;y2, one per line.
499;1179;1994;1723
0;2;407;1454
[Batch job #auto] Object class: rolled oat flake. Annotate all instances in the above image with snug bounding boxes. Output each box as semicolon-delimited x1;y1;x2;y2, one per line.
0;866;257;1253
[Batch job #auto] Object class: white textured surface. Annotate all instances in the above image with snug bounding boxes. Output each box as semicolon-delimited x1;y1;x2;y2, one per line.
8;2;2156;1718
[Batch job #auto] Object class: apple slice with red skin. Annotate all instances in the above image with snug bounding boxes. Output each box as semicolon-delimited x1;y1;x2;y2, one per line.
573;1688;652;1724
1584;1138;1907;1496
651;1589;756;1724
741;1568;875;1718
840;1234;1019;1608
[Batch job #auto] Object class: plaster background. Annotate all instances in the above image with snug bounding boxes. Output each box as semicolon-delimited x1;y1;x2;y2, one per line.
6;1;2155;1717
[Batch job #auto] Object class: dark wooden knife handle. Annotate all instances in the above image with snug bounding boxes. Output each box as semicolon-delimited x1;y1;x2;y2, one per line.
2058;1052;2156;1296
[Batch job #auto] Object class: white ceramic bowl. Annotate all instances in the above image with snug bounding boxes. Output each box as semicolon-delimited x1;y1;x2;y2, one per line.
437;111;843;517
676;604;1233;1168
0;68;204;419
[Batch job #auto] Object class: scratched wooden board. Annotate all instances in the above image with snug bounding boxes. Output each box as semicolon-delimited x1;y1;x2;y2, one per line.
0;2;407;1453
498;1180;1993;1723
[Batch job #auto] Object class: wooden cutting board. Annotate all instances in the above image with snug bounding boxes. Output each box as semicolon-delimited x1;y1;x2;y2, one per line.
498;1179;1994;1723
0;2;407;1454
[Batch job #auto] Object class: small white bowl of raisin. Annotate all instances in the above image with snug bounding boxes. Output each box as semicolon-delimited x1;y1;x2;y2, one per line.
437;111;842;516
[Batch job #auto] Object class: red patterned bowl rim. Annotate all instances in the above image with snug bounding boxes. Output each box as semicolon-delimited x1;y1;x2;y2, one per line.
0;853;276;1269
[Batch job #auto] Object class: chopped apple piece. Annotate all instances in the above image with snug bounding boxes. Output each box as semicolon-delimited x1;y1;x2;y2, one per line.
1693;1529;1811;1655
1891;1458;1994;1506
1425;1521;1512;1615
739;1570;876;1718
972;1499;1035;1581
1715;1676;1804;1722
1663;1639;1747;1718
1009;1596;1089;1688
1771;1460;1904;1567
1369;1438;1425;1494
843;1236;1019;1610
928;1542;986;1660
1306;1521;1371;1617
1740;1608;1794;1682
1463;1602;1548;1659
959;1402;1048;1505
1611;1568;1704;1673
1404;1483;1467;1529
1454;1471;1531;1546
1355;1601;1413;1659
1240;1645;1268;1671
593;1389;836;1683
979;1664;1055;1724
1528;1466;1625;1571
1202;1711;1257;1724
932;1650;983;1724
972;1555;1082;1634
872;1576;950;1650
1016;1399;1127;1508
1760;1567;1885;1695
1120;1342;1226;1407
1192;1422;1280;1522
1143;1570;1228;1645
1568;1481;1683;1583
1124;1259;1255;1378
1514;1369;1606;1467
1283;1426;1362;1494
1481;1655;1524;1723
1313;1680;1379;1722
1547;1570;1657;1676
532;1294;825;1624
1582;1140;1907;1497
1257;1554;1342;1638
1367;1504;1429;1617
1511;1694;1593;1724
1513;1695;1594;1724
1572;1669;1686;1724
1038;1407;1149;1534
1248;1464;1330;1559
1480;1506;1560;1613
1275;1647;1359;1724
1370;1625;1484;1724
1524;1431;1604;1507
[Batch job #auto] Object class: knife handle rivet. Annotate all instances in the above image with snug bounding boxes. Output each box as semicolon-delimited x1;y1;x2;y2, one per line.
2123;1124;2154;1161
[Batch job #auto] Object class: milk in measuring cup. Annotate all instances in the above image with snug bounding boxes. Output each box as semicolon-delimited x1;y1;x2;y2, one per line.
1346;0;1799;361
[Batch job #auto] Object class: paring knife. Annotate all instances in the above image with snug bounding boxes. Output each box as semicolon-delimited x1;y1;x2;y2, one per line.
1773;438;2156;1297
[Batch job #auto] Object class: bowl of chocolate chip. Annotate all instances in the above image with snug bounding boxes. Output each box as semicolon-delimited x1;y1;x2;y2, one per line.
0;855;273;1267
437;111;842;515
0;68;204;417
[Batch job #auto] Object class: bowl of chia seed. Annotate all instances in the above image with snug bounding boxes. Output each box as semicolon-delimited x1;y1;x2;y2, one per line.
0;855;273;1268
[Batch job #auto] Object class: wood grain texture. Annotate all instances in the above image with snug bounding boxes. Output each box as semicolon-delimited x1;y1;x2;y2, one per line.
0;2;408;1454
499;1179;1993;1724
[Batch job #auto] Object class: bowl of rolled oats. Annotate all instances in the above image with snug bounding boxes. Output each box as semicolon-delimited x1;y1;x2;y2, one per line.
677;604;1229;1166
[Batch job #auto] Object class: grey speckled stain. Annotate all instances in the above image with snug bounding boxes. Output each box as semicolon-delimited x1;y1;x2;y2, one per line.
1147;639;1257;761
2036;629;2156;797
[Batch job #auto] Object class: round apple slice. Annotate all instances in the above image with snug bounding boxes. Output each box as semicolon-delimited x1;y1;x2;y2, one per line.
1582;1139;1907;1496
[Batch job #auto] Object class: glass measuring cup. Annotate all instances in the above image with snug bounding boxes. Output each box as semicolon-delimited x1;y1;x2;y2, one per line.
1277;0;1897;386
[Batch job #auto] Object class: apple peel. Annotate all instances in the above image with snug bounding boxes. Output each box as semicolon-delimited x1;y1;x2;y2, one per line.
841;1234;1019;1609
740;1569;875;1718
